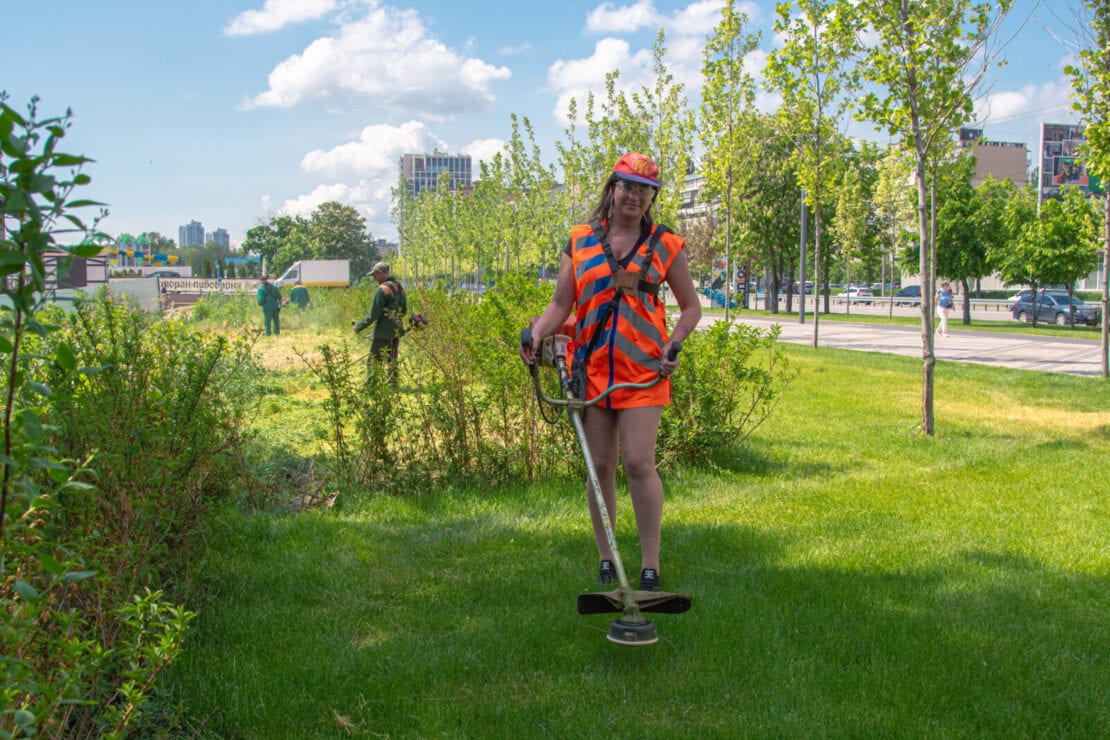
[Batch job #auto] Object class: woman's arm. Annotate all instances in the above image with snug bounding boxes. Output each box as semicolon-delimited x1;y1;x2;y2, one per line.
660;248;701;376
519;253;575;364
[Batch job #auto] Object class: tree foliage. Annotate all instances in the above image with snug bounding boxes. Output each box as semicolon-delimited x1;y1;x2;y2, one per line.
1003;186;1100;327
700;0;761;318
243;204;378;279
855;0;1013;435
1063;0;1110;374
766;0;860;340
1;94;216;737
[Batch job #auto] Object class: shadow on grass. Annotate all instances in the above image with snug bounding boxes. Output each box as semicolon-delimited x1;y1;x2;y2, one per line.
170;493;1109;737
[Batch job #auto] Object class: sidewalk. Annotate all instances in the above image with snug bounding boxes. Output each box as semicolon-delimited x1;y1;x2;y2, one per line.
702;313;1106;378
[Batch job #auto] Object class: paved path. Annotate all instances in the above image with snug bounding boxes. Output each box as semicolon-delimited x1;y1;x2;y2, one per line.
701;313;1106;377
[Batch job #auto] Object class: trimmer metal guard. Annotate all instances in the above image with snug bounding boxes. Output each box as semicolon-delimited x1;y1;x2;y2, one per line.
577;590;692;615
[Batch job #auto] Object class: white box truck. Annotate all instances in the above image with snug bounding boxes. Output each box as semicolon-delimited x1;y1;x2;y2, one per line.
273;259;350;287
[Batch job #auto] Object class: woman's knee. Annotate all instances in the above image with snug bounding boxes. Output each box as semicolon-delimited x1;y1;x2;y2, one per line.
622;453;658;483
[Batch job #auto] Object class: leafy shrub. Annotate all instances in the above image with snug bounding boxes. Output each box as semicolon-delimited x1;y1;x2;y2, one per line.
1;95;254;736
304;277;795;493
662;319;797;466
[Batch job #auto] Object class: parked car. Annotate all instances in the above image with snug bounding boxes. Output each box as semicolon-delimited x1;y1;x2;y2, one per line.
1011;292;1101;326
843;286;874;305
1005;289;1034;310
1005;286;1069;310
146;270;181;279
892;285;922;306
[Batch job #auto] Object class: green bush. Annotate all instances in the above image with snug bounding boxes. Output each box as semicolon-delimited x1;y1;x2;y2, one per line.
301;278;795;494
1;96;255;736
663;319;796;466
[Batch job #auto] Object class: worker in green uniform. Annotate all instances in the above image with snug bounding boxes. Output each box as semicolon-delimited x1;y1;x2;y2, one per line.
354;261;407;380
289;280;311;309
257;275;283;336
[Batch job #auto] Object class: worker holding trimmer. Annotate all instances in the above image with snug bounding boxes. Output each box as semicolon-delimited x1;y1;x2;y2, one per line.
520;152;701;592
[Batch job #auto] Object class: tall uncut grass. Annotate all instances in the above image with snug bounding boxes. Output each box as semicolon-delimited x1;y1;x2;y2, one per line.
166;337;1109;737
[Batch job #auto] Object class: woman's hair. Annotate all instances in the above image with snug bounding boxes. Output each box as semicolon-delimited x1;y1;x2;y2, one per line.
940;281;951;289
586;174;656;229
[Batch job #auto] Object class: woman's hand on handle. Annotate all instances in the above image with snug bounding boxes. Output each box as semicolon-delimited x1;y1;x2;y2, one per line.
519;328;537;366
659;340;682;377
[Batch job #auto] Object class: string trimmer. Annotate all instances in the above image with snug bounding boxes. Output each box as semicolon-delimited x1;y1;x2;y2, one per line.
521;328;691;647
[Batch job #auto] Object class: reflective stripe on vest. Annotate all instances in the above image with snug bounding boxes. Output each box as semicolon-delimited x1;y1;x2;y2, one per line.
569;222;683;408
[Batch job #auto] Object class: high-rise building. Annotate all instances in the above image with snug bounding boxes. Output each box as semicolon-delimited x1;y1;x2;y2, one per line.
178;220;204;248
399;151;472;198
957;127;1028;187
207;228;230;248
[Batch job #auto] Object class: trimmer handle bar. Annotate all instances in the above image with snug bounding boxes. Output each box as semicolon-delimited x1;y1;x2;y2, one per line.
520;327;680;410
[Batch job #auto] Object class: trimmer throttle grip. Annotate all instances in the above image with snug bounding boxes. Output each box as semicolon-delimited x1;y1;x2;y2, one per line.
520;327;537;376
667;341;682;361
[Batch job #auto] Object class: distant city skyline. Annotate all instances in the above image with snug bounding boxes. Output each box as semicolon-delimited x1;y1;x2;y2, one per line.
5;1;1082;247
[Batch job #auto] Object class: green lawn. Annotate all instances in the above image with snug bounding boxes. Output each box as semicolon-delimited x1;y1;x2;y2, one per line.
167;343;1109;737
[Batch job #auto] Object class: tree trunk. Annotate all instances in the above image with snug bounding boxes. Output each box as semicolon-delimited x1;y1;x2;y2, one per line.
916;155;934;437
961;277;971;324
1102;192;1109;377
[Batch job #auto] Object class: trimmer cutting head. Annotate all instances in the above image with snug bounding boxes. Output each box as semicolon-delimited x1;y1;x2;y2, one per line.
608;618;658;646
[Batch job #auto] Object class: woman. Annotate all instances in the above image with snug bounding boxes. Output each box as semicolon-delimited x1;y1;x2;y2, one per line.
520;152;701;592
936;280;954;337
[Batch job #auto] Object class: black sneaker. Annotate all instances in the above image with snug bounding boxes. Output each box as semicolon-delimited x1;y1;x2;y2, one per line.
640;568;660;592
598;560;616;586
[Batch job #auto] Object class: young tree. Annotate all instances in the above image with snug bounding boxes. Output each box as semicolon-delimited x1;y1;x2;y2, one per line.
558;32;693;230
830;163;868;314
731;112;803;313
765;0;860;346
1063;0;1110;375
699;0;760;321
1008;187;1101;328
874;147;917;317
934;155;1005;323
855;0;1013;435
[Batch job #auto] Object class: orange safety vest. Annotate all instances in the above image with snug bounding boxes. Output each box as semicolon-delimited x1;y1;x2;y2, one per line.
569;221;684;409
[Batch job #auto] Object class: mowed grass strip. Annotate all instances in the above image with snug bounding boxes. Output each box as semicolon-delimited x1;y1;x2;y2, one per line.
169;344;1109;737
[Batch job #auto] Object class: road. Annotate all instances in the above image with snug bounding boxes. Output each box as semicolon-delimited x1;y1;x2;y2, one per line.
699;311;1105;377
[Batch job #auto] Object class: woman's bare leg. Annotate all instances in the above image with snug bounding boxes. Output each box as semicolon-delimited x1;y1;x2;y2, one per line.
582;406;619;561
617;406;664;572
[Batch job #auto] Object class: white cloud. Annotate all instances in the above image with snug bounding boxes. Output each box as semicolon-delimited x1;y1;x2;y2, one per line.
548;38;654;122
586;0;744;37
551;1;761;124
224;0;341;36
278;181;380;222
461;138;507;169
300;121;447;179
586;0;661;34
976;80;1075;127
286;120;466;239
240;6;511;118
670;0;732;36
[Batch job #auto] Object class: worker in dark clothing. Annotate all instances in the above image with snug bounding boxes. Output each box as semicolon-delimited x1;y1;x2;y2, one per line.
354;261;407;379
289;281;311;309
257;275;283;336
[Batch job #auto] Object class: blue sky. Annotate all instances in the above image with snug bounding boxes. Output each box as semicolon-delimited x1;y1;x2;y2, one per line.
4;0;1078;246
